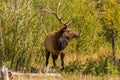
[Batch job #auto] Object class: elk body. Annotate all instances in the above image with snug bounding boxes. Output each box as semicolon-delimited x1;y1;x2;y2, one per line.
44;3;79;69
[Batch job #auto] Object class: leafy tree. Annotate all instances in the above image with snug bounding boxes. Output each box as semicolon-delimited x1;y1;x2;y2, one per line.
100;0;120;65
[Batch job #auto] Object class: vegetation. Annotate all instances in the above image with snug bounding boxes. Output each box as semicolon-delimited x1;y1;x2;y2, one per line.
0;0;120;79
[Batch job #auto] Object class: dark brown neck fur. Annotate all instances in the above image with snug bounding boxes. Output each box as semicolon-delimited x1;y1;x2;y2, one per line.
54;31;69;50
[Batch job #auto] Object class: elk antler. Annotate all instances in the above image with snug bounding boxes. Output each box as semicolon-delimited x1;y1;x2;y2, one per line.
45;2;71;27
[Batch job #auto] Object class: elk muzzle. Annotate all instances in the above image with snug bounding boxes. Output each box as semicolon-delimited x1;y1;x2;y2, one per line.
73;31;79;38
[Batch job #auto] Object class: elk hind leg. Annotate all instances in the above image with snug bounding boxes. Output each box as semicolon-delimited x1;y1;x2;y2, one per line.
46;50;50;67
60;53;65;70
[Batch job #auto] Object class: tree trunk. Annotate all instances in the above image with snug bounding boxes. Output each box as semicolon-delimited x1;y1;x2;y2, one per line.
111;29;116;66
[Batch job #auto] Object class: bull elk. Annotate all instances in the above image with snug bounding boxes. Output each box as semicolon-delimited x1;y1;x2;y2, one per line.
44;3;79;70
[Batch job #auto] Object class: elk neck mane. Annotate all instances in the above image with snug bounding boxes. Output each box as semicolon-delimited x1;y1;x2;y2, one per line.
55;30;69;51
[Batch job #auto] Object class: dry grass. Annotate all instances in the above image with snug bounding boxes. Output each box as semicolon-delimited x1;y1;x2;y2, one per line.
12;74;120;80
8;46;120;80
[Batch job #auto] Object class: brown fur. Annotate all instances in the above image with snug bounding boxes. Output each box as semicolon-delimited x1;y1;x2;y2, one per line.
44;26;79;69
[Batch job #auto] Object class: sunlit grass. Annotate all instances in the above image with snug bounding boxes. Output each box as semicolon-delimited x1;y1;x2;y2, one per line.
11;46;120;80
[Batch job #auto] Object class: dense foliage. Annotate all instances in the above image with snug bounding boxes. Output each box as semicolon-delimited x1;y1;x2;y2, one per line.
0;0;120;75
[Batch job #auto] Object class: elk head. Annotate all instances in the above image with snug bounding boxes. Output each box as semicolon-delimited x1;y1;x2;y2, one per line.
57;26;79;50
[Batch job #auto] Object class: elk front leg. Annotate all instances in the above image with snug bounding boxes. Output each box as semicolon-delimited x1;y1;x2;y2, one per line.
46;50;50;67
60;53;65;69
52;54;58;68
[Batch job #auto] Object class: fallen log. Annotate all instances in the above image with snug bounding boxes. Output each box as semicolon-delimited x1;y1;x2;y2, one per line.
0;66;62;80
11;72;62;78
